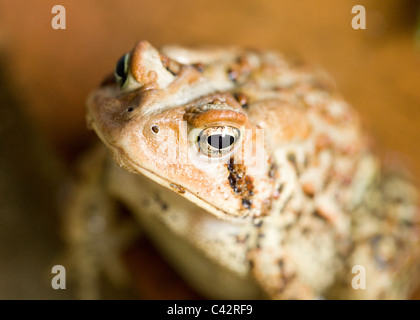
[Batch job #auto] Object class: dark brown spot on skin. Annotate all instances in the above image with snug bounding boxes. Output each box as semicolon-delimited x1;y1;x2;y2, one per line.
402;219;413;227
274;86;287;92
261;198;272;214
254;219;263;228
245;177;254;196
193;63;205;72
302;182;315;198
393;197;404;204
242;198;252;208
227;158;255;209
268;162;277;179
287;152;296;165
228;56;252;83
323;166;333;189
228;68;238;82
285;222;294;231
234;92;249;109
169;183;185;194
287;152;300;176
113;201;137;224
313;208;327;221
303;154;310;169
371;235;398;270
154;194;168;211
236;234;249;244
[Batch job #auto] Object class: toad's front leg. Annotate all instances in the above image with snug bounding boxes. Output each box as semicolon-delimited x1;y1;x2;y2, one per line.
62;144;140;299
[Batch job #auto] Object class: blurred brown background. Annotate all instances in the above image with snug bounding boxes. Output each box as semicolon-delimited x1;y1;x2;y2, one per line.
0;0;419;299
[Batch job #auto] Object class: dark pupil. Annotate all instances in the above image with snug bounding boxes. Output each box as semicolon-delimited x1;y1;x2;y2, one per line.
115;54;127;84
207;134;234;150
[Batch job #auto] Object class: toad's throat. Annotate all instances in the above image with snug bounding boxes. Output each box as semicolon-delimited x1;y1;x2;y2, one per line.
226;157;254;209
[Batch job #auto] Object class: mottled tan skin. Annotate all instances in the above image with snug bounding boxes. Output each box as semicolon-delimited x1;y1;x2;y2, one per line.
65;41;420;299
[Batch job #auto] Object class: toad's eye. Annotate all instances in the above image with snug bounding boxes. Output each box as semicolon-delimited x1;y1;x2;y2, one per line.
114;53;130;87
198;126;240;157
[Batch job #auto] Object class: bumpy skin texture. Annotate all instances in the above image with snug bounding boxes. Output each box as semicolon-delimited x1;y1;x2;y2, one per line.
73;41;420;299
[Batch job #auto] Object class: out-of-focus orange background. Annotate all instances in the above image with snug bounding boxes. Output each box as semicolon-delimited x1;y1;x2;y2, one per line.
0;0;419;299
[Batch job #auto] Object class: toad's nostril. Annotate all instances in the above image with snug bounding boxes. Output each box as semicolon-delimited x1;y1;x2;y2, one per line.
151;125;159;133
